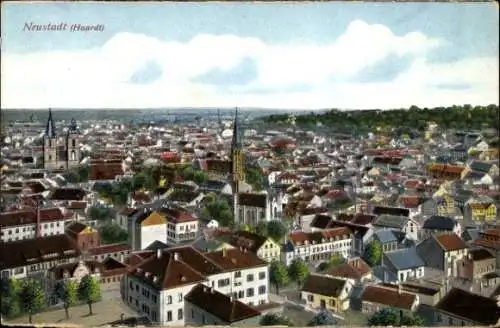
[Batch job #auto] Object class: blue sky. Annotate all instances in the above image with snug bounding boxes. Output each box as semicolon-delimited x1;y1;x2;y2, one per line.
1;2;498;109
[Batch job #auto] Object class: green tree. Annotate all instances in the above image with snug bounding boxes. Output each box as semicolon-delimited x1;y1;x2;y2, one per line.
0;277;21;318
245;167;263;191
401;314;425;326
54;280;78;320
259;313;294;326
202;199;234;228
132;172;148;191
255;221;268;236
19;280;45;324
78;165;90;182
269;260;290;294
267;220;287;242
288;259;310;287
367;308;400;326
363;240;382;267
193;171;208;185
318;253;345;271
89;206;115;221
78;275;101;316
100;223;129;244
307;311;337;326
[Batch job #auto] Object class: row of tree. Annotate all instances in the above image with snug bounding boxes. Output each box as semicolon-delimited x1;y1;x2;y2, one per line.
1;275;101;323
260;104;499;133
260;310;337;327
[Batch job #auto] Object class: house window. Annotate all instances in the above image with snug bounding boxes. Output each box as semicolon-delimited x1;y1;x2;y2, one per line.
448;317;453;325
152;295;157;303
129;282;133;290
247;274;254;282
329;299;336;307
167;295;172;304
191;309;194;318
235;271;242;278
246;288;254;297
178;309;183;320
259;271;266;280
167;311;172;322
258;285;266;295
238;290;244;298
308;295;314;302
178;293;183;302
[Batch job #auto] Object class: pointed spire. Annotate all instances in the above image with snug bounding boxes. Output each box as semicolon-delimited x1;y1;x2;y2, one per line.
231;107;242;151
45;108;56;138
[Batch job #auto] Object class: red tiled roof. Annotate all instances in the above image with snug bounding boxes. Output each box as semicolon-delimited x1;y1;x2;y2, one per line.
361;285;416;310
435;234;469;251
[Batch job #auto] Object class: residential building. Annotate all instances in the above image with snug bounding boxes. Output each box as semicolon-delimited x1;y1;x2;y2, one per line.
372;214;419;241
218;230;281;263
65;221;101;251
416;234;469;277
301;274;354;313
282;227;353;266
432;288;500;326
0;234;81;280
381;248;425;283
325;257;373;284
360;284;419;314
0;207;67;242
373;230;400;252
161;207;199;245
121;246;269;325
129;210;168;251
184;284;261;326
456;248;496;281
420;216;461;240
464;202;497;222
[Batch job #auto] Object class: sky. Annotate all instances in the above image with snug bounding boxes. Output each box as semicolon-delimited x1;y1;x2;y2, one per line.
1;2;499;110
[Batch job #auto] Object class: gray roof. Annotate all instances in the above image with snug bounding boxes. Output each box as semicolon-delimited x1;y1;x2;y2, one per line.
385;247;425;270
374;230;398;244
373;214;409;229
423;216;457;231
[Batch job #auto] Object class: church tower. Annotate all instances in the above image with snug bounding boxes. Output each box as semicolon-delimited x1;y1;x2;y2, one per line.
231;108;245;221
66;118;80;169
43;108;58;170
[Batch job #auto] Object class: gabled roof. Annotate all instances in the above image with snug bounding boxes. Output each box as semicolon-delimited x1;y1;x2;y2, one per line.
185;284;260;323
422;216;457;231
360;285;416;310
373;214;409;229
434;234;469;251
301;274;347;298
435;288;500;325
384;247;425;270
374;230;398;244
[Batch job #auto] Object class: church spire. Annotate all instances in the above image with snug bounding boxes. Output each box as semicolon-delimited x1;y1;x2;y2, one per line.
231;107;242;152
45;108;56;138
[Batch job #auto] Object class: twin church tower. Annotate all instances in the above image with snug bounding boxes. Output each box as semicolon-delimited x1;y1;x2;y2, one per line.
42;108;81;170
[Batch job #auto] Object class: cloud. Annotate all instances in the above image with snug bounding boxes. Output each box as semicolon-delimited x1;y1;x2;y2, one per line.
130;61;163;84
1;20;498;109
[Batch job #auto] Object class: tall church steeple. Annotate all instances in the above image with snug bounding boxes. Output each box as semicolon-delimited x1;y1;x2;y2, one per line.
231;108;244;183
45;108;56;138
231;108;245;224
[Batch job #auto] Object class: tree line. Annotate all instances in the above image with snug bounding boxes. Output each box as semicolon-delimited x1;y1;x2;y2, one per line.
260;104;499;133
1;275;101;323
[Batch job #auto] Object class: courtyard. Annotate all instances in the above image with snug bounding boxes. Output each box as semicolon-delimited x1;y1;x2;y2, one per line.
6;299;137;326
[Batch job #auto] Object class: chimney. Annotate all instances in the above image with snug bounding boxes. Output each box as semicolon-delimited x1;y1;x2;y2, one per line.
398;284;402;295
222;248;227;257
173;252;179;261
157;249;162;259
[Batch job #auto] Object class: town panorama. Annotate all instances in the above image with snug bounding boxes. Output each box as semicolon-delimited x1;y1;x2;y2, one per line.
1;2;499;328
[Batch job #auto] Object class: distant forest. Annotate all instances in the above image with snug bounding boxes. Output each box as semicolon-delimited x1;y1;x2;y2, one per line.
259;104;499;134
